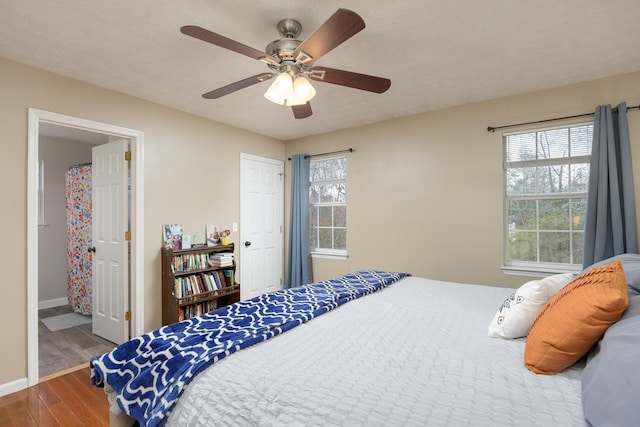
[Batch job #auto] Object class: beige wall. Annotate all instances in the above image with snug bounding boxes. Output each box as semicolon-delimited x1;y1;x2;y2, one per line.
38;136;94;303
284;71;640;286
0;57;284;386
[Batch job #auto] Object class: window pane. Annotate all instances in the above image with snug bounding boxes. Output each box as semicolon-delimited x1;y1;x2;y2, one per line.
570;125;593;156
539;199;569;230
309;184;320;204
310;158;346;181
318;228;332;249
573;232;584;265
506;167;537;195
508;200;537;231
538;164;570;193
334;205;346;227
309;206;318;226
570;163;590;193
318;206;332;226
571;199;587;230
538;128;569;159
506;132;536;162
540;232;570;263
508;231;537;262
335;182;347;203
309;227;318;248
334;228;346;249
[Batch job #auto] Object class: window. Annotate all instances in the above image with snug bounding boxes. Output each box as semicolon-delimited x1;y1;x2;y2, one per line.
504;123;593;272
309;156;347;255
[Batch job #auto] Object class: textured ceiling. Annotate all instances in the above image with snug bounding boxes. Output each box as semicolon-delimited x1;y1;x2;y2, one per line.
2;1;640;141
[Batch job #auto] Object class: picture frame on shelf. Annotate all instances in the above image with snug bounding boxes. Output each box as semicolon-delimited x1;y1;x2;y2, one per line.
181;234;192;249
206;224;221;246
163;224;183;249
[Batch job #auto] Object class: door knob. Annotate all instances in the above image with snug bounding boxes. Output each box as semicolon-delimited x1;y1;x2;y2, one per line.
88;247;96;253
244;241;252;247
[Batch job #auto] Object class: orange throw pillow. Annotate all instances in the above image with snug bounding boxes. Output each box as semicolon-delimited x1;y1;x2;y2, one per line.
524;260;628;375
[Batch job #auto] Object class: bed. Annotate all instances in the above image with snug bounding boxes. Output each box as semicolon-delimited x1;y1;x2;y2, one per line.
90;260;640;427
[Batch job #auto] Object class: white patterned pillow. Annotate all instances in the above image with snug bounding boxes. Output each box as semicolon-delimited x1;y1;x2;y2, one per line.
488;273;574;339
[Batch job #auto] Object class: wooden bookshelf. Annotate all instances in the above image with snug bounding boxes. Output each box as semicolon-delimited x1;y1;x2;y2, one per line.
161;244;240;325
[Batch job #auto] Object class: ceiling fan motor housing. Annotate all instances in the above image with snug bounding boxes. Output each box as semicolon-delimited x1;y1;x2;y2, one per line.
265;19;305;70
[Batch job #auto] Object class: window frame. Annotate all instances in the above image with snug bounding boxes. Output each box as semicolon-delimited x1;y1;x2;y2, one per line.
502;121;593;276
309;155;347;258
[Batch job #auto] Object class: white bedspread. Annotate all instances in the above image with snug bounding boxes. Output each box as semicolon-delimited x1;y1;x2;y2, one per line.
165;277;586;426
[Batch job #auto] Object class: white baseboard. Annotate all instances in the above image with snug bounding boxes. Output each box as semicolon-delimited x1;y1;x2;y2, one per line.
38;297;68;310
0;377;28;397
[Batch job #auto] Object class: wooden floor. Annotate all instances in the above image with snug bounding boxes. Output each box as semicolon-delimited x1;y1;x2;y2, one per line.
0;365;110;426
39;305;117;378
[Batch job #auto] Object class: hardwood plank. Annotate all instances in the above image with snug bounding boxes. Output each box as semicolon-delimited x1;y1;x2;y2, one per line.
0;367;110;427
46;373;106;426
34;399;59;427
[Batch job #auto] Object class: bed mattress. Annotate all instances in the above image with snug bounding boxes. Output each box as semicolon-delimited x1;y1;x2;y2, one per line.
165;276;586;426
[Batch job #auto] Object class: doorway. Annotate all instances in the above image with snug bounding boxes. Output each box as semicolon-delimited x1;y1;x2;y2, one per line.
27;109;145;386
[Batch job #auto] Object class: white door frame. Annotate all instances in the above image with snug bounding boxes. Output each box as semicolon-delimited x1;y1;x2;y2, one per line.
27;108;145;386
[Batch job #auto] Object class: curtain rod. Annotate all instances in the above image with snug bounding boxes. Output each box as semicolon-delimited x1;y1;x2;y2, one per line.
487;104;640;133
288;148;354;161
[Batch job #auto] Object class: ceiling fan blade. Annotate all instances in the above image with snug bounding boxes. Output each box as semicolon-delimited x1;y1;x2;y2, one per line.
181;25;274;63
202;73;273;99
308;66;391;93
292;103;313;119
292;9;365;65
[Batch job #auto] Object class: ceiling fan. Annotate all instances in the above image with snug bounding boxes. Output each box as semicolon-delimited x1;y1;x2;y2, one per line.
180;8;391;119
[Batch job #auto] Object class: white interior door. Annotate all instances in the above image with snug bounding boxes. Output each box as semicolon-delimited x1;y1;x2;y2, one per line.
240;154;284;300
92;139;129;344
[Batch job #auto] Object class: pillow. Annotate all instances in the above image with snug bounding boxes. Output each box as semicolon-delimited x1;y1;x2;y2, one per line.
488;273;574;339
584;253;640;297
582;295;640;427
524;260;628;375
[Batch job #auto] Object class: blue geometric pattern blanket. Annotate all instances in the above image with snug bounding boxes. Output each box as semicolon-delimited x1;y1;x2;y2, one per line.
90;270;409;427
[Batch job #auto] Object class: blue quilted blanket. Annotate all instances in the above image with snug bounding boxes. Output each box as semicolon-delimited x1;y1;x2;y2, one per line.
90;270;409;427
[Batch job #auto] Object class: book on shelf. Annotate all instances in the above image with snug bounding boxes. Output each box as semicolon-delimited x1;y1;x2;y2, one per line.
224;269;235;287
173;253;210;272
209;261;234;268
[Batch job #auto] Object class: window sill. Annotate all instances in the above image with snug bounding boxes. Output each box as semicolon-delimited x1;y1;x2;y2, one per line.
502;264;581;278
311;251;348;261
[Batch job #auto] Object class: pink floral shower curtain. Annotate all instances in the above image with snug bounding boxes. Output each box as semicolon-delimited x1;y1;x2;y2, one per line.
66;163;92;315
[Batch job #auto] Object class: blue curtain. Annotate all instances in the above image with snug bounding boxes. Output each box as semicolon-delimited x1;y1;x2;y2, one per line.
583;102;638;268
284;154;313;288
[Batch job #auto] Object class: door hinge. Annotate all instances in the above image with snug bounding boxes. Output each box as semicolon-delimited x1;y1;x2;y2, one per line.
125;151;132;161
280;277;283;285
125;311;131;321
125;231;131;241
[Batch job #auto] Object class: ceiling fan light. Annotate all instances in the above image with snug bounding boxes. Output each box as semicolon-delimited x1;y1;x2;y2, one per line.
291;76;316;105
264;72;294;105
